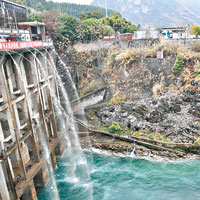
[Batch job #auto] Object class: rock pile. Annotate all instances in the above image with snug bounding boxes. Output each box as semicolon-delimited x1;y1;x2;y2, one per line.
97;83;200;144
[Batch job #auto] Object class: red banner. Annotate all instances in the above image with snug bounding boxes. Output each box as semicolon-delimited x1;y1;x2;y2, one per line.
0;41;43;51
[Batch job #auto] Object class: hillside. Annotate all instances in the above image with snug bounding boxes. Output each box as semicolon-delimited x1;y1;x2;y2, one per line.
10;0;115;17
91;0;200;27
61;42;200;159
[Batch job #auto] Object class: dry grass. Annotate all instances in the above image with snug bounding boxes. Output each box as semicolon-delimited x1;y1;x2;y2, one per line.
102;46;120;75
102;42;200;80
194;136;200;144
193;59;200;79
109;95;126;105
192;41;200;52
115;48;139;64
177;45;200;61
152;82;163;98
113;44;162;66
161;41;179;57
80;80;98;96
181;68;192;82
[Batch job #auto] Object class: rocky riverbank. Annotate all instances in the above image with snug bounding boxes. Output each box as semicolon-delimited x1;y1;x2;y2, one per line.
86;77;200;141
81;77;200;160
64;43;200;160
80;133;200;161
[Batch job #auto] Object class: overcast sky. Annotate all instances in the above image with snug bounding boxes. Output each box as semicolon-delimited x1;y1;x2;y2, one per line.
52;0;93;5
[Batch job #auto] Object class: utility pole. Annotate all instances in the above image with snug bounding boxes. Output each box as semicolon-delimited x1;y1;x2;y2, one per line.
105;0;108;17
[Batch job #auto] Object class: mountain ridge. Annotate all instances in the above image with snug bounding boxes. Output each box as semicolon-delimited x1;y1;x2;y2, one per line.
91;0;200;27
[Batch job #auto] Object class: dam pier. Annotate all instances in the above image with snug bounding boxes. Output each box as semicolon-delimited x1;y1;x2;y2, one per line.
0;45;64;200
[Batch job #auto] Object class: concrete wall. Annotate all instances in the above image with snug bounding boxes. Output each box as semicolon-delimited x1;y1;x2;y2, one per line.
72;87;107;112
73;39;160;52
163;38;200;48
127;39;160;48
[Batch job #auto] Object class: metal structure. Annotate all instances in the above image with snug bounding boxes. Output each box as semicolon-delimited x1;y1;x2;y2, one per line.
0;0;27;28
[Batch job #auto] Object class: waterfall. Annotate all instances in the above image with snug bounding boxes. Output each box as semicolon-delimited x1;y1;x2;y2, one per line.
43;49;94;199
56;55;94;165
126;147;129;156
35;116;60;200
130;142;136;157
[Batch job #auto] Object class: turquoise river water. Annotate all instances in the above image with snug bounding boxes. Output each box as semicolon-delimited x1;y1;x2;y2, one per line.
38;152;200;200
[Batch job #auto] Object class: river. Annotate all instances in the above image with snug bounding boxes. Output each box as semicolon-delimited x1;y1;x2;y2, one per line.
38;152;200;200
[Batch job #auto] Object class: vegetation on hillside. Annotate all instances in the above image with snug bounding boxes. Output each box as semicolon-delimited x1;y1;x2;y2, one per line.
29;10;136;44
10;0;137;45
10;0;115;17
68;41;200;101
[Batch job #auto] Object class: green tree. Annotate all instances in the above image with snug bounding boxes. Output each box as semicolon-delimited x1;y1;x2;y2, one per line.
190;25;200;37
80;19;102;41
83;18;98;26
27;12;43;22
79;11;104;21
79;12;86;20
79;18;114;41
103;25;115;35
127;24;138;33
56;14;82;42
172;55;184;75
112;12;121;18
101;14;137;33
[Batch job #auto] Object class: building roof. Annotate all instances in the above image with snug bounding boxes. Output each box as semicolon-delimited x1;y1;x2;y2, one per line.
162;27;186;31
3;0;26;9
18;21;45;26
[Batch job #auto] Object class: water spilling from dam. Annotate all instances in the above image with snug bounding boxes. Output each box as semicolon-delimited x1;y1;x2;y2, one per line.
32;49;93;199
45;50;93;198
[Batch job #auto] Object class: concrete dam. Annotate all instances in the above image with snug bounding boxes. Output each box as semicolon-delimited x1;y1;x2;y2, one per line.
0;45;66;199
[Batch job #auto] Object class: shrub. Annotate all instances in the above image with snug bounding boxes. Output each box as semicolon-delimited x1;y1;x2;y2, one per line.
108;122;122;134
109;95;126;105
193;59;200;78
148;134;154;139
81;80;98;96
124;130;133;135
172;55;184;75
154;132;171;143
100;125;109;132
163;138;171;143
192;41;200;52
162;41;179;57
194;137;200;147
134;131;171;143
132;130;143;137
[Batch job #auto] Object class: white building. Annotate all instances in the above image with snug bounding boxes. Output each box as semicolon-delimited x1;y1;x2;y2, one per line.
162;27;194;39
134;27;159;39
